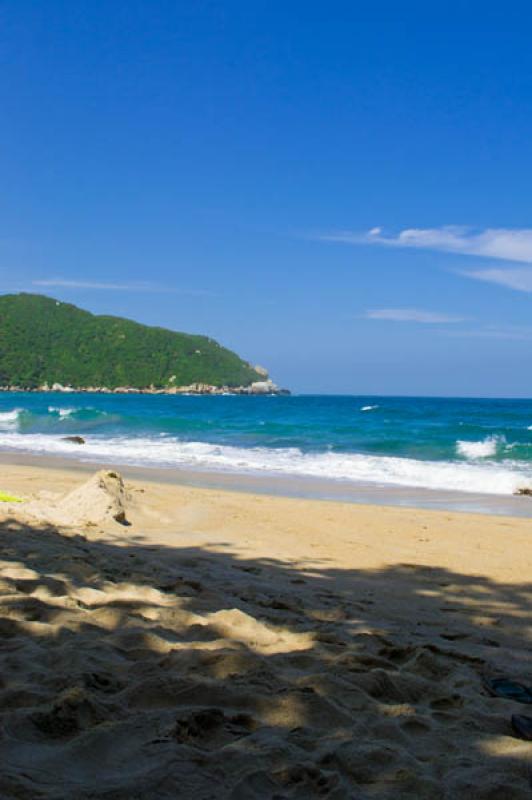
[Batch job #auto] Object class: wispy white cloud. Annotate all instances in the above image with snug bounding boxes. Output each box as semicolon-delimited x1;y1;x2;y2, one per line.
444;325;532;341
321;226;532;264
33;279;156;291
32;279;210;295
365;308;466;324
459;268;532;293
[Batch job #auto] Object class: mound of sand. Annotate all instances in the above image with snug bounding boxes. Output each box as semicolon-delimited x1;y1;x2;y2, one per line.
24;470;129;527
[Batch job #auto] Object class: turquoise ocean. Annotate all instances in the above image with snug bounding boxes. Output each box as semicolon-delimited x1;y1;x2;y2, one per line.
1;393;532;498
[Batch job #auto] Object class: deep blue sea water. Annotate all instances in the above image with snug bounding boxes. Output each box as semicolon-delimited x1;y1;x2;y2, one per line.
1;393;532;496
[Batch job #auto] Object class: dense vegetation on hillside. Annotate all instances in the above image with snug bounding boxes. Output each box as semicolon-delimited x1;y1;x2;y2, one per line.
0;294;264;389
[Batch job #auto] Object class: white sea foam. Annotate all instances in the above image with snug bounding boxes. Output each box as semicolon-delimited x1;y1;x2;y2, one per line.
48;406;76;418
456;435;502;459
361;405;379;412
0;431;530;496
0;409;22;430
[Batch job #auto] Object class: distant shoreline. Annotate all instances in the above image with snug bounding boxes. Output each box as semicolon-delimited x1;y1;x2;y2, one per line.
0;381;290;396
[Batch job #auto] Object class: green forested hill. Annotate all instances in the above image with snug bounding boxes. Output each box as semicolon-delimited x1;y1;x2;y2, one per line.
0;294;265;389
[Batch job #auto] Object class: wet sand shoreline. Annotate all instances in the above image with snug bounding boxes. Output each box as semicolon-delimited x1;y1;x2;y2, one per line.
1;449;531;518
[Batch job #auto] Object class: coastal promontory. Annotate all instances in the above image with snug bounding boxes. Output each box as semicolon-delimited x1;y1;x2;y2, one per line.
0;293;286;394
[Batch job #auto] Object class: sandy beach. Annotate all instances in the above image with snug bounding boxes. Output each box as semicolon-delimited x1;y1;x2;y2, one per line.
1;461;531;798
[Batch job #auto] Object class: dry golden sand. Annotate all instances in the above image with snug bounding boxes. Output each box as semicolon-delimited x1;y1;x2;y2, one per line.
0;462;531;798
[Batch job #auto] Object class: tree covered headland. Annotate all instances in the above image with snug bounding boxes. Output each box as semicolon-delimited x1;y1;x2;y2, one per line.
0;293;265;389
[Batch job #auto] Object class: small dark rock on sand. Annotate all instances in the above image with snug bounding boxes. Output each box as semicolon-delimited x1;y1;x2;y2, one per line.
514;487;532;496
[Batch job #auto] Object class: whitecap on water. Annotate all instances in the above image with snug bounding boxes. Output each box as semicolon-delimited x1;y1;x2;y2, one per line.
48;406;76;418
0;409;23;430
456;435;502;459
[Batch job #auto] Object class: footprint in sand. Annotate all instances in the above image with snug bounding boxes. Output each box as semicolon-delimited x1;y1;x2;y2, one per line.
29;687;110;739
172;707;257;750
274;763;341;796
430;694;464;710
400;716;432;735
83;671;125;695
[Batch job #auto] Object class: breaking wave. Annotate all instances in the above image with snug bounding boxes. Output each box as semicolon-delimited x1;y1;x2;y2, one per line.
48;406;77;418
0;409;23;430
0;432;530;496
456;436;503;459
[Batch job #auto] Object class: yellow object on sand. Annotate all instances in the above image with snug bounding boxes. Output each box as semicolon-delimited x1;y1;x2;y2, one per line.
0;491;23;502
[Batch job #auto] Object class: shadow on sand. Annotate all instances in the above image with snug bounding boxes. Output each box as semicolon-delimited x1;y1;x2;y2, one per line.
0;516;531;799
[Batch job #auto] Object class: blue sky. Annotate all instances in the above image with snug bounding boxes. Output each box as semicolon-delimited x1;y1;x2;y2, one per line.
2;1;532;395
